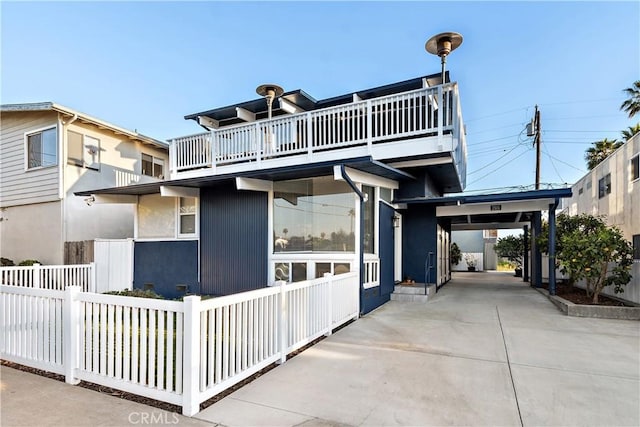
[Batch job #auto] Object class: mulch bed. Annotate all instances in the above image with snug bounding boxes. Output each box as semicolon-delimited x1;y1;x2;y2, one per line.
1;319;354;414
542;282;629;306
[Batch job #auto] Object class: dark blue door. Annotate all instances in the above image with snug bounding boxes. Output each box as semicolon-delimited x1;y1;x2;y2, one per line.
362;202;395;314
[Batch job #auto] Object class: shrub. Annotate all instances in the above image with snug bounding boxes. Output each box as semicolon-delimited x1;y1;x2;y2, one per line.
494;235;524;268
450;242;462;265
1;257;15;266
18;259;41;266
103;289;165;299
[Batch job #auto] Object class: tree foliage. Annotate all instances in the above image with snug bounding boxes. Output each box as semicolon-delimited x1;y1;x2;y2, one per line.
450;242;462;265
538;214;633;303
584;138;623;170
493;234;524;268
621;123;640;141
620;80;640;119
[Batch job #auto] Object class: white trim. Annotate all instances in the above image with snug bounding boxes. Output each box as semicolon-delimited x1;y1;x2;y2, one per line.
176;196;199;239
436;199;555;217
268;189;275;282
235;107;256;122
278;98;304;114
333;165;399;190
160;186;199;198
236;177;273;192
388;156;452;169
197;116;219;130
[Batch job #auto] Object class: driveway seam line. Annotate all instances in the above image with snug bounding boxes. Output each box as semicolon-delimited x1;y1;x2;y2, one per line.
497;306;524;427
509;362;640;381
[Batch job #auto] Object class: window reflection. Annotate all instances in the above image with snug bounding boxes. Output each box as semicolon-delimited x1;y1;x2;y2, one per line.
273;177;355;253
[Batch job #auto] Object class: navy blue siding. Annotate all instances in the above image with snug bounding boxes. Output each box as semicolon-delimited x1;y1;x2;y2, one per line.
200;183;268;295
362;202;396;314
133;240;199;299
402;204;438;283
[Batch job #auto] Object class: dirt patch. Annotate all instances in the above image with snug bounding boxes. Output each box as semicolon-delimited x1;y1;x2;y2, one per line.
542;283;630;307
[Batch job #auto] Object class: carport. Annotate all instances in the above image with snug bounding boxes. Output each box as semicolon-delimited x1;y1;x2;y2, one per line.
396;188;573;294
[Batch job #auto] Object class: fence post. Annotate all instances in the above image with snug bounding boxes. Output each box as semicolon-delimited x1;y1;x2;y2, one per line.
182;295;201;416
89;262;97;293
64;286;81;384
277;280;287;365
366;100;373;151
324;273;333;336
33;263;41;289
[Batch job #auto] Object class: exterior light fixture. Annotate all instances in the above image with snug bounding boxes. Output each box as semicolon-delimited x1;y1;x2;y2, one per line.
425;32;463;84
393;214;401;228
256;84;284;120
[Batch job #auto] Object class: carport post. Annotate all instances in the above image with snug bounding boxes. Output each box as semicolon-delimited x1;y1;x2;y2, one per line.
532;212;542;288
548;201;558;295
523;225;529;282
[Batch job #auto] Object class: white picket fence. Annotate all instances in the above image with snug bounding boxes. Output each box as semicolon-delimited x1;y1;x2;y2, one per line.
0;272;359;416
0;264;95;292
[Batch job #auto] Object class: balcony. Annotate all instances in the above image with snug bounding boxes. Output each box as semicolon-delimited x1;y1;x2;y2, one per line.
169;82;467;190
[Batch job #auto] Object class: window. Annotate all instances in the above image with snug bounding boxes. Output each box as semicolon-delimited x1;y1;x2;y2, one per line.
598;174;611;199
363;185;376;254
142;153;164;179
633;235;640;260
178;197;197;236
631;155;639;181
273;176;355;253
68;131;100;170
578;187;583;195
26;127;57;169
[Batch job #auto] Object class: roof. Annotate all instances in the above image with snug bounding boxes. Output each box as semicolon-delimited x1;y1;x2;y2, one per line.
75;156;414;197
184;72;448;128
1;102;168;150
395;188;574;230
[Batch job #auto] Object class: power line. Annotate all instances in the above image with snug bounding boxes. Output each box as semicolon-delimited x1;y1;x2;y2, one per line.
467;133;523;146
468;143;524;174
543;144;564;183
466;147;532;186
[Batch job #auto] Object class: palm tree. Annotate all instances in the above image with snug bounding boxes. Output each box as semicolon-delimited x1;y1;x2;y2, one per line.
621;123;640;141
585;138;623;170
620;81;640;119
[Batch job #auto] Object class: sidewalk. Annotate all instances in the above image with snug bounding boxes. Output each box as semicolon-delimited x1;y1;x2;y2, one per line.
0;366;214;427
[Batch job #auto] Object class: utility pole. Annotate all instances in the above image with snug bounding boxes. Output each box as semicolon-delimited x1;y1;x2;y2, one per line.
533;105;541;190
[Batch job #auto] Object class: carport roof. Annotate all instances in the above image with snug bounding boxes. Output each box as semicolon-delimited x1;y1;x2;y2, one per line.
395;188;572;230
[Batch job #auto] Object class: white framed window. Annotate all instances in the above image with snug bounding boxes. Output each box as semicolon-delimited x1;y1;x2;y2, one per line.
142;153;164;179
178;197;197;237
68;130;100;170
25;127;57;169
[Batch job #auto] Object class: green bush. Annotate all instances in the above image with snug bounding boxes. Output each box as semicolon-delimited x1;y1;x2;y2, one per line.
1;257;15;266
18;259;41;266
450;242;462;265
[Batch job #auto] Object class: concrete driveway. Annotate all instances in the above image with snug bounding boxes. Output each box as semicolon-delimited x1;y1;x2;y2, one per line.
196;271;640;427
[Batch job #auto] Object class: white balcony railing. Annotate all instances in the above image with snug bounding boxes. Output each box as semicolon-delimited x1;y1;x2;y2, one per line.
169;83;464;178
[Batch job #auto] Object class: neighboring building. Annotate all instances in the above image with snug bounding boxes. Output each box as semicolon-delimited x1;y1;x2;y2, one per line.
78;74;571;309
0;102;169;265
563;133;640;303
450;229;498;272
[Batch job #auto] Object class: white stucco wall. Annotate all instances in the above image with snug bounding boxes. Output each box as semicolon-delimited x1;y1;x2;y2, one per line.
0;201;63;264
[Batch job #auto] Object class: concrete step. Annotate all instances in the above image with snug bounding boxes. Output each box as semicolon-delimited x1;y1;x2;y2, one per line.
393;283;435;295
390;293;430;303
390;283;436;303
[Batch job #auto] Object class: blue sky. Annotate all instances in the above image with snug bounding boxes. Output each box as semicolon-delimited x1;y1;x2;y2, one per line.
2;1;639;193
